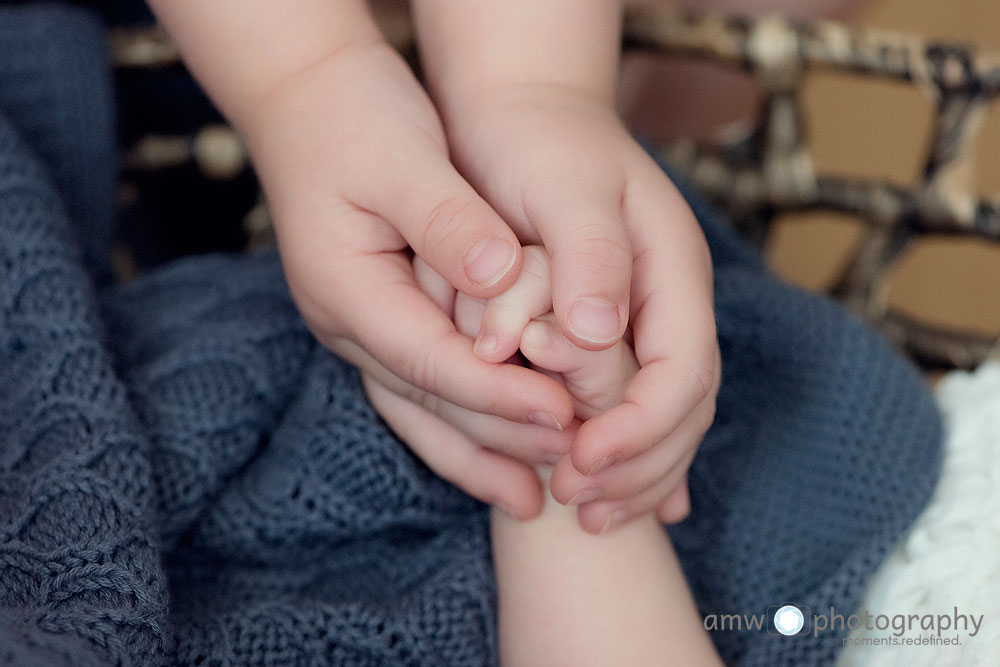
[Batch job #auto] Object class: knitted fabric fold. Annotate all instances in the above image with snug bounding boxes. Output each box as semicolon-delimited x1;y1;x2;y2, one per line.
0;5;942;666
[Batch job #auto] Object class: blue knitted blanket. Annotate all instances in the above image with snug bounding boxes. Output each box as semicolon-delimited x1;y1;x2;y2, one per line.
0;5;942;666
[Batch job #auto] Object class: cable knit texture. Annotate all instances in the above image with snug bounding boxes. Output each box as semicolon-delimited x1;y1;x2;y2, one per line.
0;5;943;666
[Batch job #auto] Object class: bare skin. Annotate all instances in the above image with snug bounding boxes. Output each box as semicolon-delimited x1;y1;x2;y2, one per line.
490;264;720;667
367;248;721;665
148;0;720;532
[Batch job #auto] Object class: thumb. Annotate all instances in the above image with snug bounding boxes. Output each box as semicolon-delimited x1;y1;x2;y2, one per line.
530;185;632;350
376;153;523;298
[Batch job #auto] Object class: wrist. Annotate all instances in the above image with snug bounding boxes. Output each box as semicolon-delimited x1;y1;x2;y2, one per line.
148;0;384;132
236;38;429;228
237;36;394;141
437;79;617;135
411;1;622;128
238;37;418;172
438;80;626;161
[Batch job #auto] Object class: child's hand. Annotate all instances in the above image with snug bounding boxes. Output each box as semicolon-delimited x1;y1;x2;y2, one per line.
441;85;721;529
147;1;578;519
249;43;597;519
481;251;723;664
412;7;720;520
377;247;708;533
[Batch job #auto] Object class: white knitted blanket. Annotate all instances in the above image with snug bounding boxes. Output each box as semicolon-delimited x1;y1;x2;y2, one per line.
839;361;1000;667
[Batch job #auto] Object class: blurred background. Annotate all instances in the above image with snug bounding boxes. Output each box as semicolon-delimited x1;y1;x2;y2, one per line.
107;0;998;365
620;0;1000;349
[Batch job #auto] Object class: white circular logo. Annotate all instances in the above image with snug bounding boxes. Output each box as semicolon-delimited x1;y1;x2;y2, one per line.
774;605;804;636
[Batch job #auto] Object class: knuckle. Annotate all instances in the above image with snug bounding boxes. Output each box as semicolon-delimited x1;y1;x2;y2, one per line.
562;223;632;285
402;330;474;413
410;382;439;415
405;338;442;397
520;245;552;283
421;194;478;258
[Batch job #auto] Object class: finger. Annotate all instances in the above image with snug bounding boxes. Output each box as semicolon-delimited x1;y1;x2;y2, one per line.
332;333;570;433
532;181;632;349
519;316;638;419
374;152;523;298
350;337;571;462
656;478;691;525
573;449;697;535
363;373;544;520
551;395;711;504
413;256;457;317
570;167;719;474
427;400;572;465
326;243;574;429
453;292;487;340
387;366;573;464
571;350;719;475
473;245;553;363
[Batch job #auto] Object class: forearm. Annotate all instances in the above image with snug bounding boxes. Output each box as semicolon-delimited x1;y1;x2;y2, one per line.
410;0;622;121
146;0;383;130
491;487;722;666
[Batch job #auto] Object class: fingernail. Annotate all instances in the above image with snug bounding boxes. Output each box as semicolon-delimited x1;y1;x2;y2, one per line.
586;454;620;476
567;488;603;506
528;411;563;431
600;509;627;534
568;297;622;344
474;333;498;358
521;320;551;349
465;238;516;289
